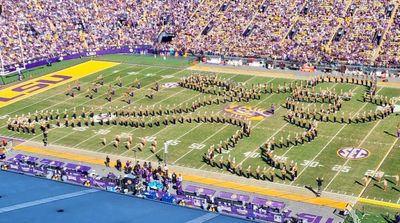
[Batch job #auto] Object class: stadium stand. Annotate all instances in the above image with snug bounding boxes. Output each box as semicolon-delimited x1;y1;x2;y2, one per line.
1;0;400;69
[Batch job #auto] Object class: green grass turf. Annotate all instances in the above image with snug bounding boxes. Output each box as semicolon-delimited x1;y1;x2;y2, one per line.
0;55;399;218
344;203;399;223
95;54;194;68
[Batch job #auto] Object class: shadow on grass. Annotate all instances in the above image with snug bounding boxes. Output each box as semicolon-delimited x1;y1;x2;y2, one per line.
383;131;397;138
155;154;162;162
304;185;319;197
380;214;394;223
373;183;383;190
354;180;364;186
386;179;395;185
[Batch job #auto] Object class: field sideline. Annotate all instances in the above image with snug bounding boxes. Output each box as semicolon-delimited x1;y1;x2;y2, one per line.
0;55;399;220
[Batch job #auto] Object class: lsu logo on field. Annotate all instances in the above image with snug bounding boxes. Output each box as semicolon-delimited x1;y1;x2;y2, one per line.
224;104;272;121
337;147;370;160
0;74;72;102
0;61;119;108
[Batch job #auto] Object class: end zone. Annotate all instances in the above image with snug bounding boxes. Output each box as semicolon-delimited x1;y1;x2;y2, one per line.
0;61;119;108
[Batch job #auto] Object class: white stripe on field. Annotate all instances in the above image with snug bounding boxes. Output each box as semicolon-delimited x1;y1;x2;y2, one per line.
34;67;175;144
185;213;219;223
294;87;381;182
0;189;97;214
323;119;382;190
120;74;241;157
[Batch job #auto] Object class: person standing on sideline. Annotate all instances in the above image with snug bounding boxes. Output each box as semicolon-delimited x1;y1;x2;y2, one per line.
316;177;324;196
105;156;110;167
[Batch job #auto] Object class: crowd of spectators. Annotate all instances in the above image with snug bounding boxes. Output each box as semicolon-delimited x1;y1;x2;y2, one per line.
377;7;400;65
1;0;400;68
282;0;347;63
323;0;393;65
227;0;305;58
0;0;198;67
198;0;258;55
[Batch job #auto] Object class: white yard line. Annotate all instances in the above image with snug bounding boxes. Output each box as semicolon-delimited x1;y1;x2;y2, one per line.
238;117;288;166
45;99;103;110
118;91;211;156
294;87;382;182
255;126;394;146
71;70;189;148
70;66;165;109
198;78;285;169
0;65;140;128
141;120;205;159
119;74;242;157
27;68;181;143
69;87;188;149
254;83;341;175
3;65;153;137
172;122;229;164
323;119;382;190
356;137;399;198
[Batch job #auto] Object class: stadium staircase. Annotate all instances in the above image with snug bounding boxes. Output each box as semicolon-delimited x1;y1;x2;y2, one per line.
240;0;267;37
186;0;205;26
226;0;267;53
281;1;309;42
326;0;353;47
370;1;399;62
194;0;225;40
320;0;353;62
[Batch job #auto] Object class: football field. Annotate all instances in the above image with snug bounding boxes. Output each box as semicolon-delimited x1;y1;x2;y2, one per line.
0;55;399;218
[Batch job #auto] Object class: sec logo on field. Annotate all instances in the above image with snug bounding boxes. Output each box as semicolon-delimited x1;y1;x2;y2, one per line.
337;147;370;160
